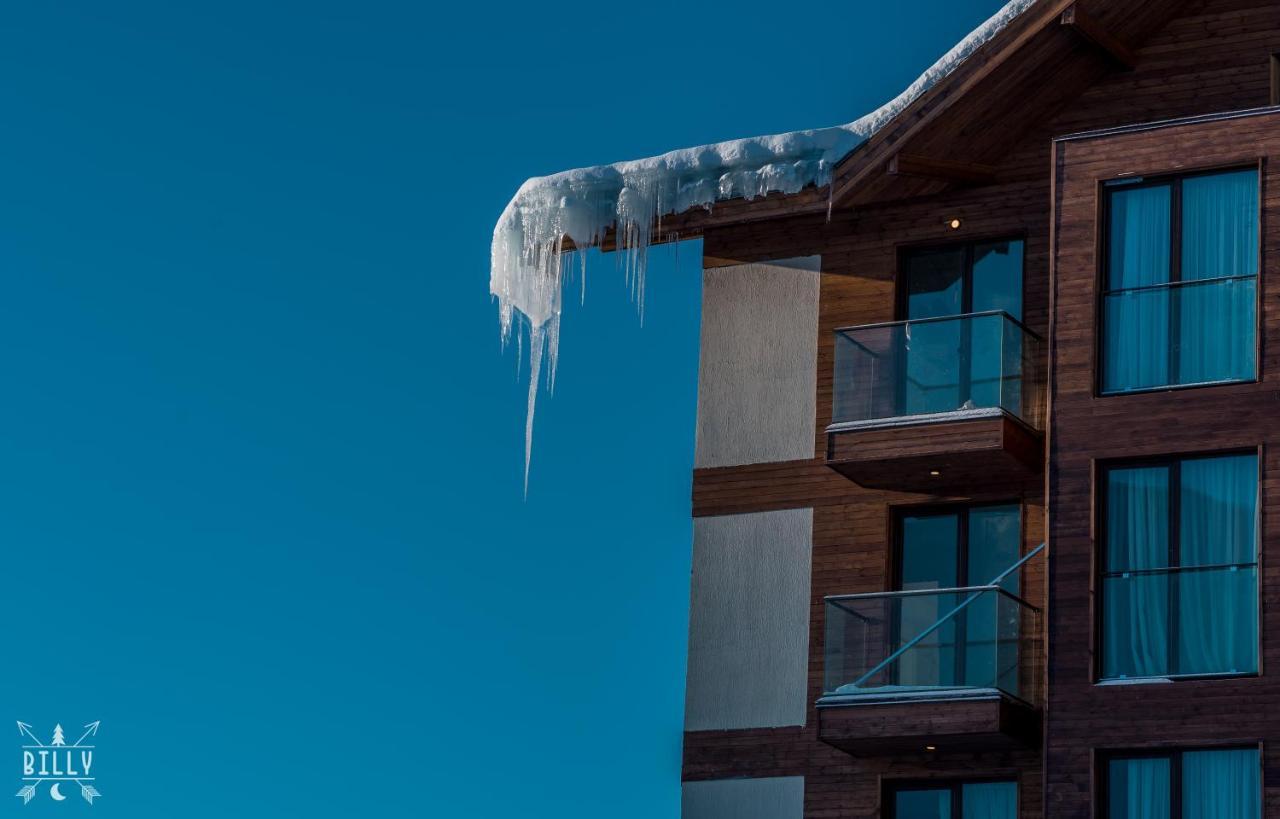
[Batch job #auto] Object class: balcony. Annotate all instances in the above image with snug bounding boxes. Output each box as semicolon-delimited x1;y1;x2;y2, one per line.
817;569;1042;755
825;311;1044;491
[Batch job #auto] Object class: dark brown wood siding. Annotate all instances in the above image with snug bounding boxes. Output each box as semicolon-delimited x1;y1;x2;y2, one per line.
683;0;1280;817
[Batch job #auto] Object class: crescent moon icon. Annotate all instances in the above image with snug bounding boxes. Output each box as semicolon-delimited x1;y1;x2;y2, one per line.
50;783;66;801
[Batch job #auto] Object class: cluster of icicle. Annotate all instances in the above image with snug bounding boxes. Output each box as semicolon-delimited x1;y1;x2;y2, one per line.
491;0;1039;491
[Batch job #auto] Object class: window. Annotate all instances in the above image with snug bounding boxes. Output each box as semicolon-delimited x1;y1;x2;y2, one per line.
1104;748;1259;819
895;504;1022;692
1100;453;1258;680
887;780;1016;819
899;239;1026;416
1100;167;1258;394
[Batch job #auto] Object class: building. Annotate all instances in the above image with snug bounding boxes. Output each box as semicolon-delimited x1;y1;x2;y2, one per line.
495;0;1280;815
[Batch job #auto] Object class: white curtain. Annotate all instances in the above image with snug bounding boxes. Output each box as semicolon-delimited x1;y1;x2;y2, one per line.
961;782;1016;819
1109;757;1170;819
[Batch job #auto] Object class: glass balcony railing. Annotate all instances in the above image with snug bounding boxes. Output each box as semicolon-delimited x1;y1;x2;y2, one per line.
1100;274;1256;394
821;583;1041;706
1100;563;1258;681
831;311;1044;430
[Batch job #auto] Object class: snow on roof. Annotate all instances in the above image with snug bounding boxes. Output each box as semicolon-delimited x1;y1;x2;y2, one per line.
492;0;1039;489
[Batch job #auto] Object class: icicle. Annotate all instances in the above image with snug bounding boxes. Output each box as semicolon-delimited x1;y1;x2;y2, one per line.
490;0;1039;490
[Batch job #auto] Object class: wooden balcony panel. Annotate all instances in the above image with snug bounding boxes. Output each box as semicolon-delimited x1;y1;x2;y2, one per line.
816;691;1041;756
825;412;1043;492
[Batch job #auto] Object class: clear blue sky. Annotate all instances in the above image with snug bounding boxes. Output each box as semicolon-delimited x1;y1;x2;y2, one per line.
0;2;1001;816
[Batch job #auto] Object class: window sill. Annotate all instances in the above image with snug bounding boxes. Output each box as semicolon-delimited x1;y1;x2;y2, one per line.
1098;377;1256;398
1096;671;1256;686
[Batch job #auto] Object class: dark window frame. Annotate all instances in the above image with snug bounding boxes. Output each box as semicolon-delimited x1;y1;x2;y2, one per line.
1096;450;1260;682
894;235;1027;323
884;777;1018;819
1097;165;1261;396
890;501;1024;689
1097;745;1262;819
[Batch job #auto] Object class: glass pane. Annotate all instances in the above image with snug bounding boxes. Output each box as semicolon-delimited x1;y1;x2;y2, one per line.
895;788;952;819
1108;757;1171;819
1177;566;1258;675
1181;169;1259;281
1183;749;1260;819
972;240;1024;320
831;315;1043;427
961;782;1017;819
1106;466;1170;572
901;514;959;590
822;587;1036;700
1175;277;1255;385
967;505;1021;592
1102;286;1171;393
1108;183;1171;290
904;318;964;414
906;247;966;319
1180;454;1257;567
900;515;959;688
1103;574;1169;678
966;310;1005;409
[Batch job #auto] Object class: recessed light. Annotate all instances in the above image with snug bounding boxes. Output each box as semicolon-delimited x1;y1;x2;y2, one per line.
929;470;941;477
948;218;962;230
925;745;937;751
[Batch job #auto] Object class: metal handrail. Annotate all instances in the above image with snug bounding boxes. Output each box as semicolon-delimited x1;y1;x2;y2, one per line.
832;309;1043;342
1103;272;1256;297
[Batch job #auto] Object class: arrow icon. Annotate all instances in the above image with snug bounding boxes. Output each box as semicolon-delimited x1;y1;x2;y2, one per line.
72;722;100;748
15;723;41;746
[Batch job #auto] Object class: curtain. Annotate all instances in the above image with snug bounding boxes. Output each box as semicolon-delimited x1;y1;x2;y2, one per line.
1103;466;1170;677
1178;455;1258;675
961;782;1016;819
1104;184;1172;392
1108;757;1171;819
1181;169;1258;281
1183;749;1260;819
1177;275;1255;385
1179;170;1258;384
895;788;951;819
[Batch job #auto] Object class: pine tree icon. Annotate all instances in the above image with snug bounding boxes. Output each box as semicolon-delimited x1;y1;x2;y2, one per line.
50;725;64;746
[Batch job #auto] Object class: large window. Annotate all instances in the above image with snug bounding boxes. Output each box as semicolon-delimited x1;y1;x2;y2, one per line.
887;780;1016;819
1100;453;1258;680
1101;167;1258;394
899;239;1025;416
1105;748;1260;819
895;504;1021;692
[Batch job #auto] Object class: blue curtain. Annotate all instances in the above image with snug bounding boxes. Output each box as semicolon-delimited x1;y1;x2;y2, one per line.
895;788;951;819
1178;455;1258;675
1103;184;1171;392
1181;169;1258;280
1183;749;1260;819
961;782;1016;819
1108;757;1171;819
1103;466;1170;677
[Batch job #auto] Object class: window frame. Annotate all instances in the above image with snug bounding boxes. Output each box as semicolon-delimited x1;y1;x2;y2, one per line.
883;777;1019;819
1095;164;1262;397
1095;450;1261;683
894;235;1027;323
1097;745;1263;819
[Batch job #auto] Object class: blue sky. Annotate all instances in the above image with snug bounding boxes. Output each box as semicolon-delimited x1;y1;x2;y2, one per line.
0;2;1002;816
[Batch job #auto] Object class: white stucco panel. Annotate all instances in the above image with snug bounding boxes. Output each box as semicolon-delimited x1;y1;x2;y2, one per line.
682;776;804;819
685;507;813;731
695;256;821;468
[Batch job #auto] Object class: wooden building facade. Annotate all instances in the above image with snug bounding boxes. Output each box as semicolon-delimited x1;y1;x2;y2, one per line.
676;0;1280;816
